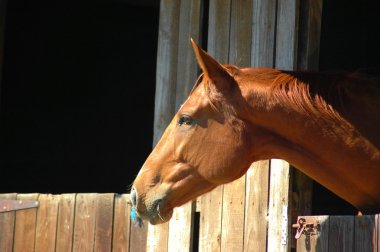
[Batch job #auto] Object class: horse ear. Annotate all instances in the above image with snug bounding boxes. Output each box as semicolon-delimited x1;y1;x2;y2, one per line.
191;38;235;92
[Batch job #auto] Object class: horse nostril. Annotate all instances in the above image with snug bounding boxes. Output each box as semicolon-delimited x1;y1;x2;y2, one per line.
131;187;137;207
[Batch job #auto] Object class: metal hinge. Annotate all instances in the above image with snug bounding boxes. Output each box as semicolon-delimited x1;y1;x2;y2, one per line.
0;199;39;213
292;217;320;239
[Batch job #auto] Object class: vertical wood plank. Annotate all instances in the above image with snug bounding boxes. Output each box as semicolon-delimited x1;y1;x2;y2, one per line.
297;0;323;71
199;186;223;252
175;0;202;109
244;161;269;252
296;216;329;252
207;0;231;63
130;201;148;252
168;201;195;252
251;0;277;68
328;216;354;252
112;194;132;252
355;215;378;252
221;176;246;252
72;193;97;252
94;193;114;252
153;0;181;145
13;193;39;252
0;193;17;252
229;0;253;67
35;194;60;252
56;194;76;252
275;0;299;70
267;159;291;252
146;223;169;252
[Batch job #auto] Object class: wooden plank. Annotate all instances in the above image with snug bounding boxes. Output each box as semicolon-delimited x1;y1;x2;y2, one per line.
168;201;195;252
229;0;253;67
129;198;148;252
35;194;60;252
153;0;181;145
221;175;246;252
207;0;231;63
146;223;169;252
251;0;277;67
175;0;202;109
267;159;292;252
72;193;97;252
13;193;39;252
275;0;299;70
244;161;269;252
355;215;378;252
296;215;329;252
297;0;323;71
328;216;354;252
112;194;132;252
198;186;223;252
94;193;114;252
0;193;17;252
56;194;76;252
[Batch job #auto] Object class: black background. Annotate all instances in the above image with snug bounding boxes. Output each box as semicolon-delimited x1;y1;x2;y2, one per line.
0;0;379;214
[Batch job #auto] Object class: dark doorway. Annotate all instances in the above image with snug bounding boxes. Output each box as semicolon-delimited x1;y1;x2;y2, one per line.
0;1;159;193
313;0;380;215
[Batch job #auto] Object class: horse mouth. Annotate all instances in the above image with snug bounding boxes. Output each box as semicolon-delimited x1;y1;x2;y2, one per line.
137;199;174;225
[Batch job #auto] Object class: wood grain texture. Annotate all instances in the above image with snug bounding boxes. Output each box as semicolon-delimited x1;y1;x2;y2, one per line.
207;0;231;63
297;0;323;71
198;186;223;252
153;0;181;145
328;216;354;252
275;0;299;70
221;175;246;252
13;193;39;252
251;0;277;67
244;161;269;252
0;193;17;252
112;194;132;252
56;194;76;252
146;222;169;252
175;0;202;109
355;215;378;251
94;194;114;252
35;194;60;252
296;216;329;252
267;159;291;252
72;193;97;252
168;201;195;252
229;0;253;67
130;202;148;252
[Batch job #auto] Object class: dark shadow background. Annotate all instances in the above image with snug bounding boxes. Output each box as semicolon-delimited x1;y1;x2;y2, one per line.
0;0;378;215
0;0;159;193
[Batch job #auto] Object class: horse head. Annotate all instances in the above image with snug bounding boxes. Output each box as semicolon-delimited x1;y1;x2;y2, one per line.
131;40;259;224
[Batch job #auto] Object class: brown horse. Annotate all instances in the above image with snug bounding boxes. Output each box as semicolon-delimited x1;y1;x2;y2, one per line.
131;39;380;225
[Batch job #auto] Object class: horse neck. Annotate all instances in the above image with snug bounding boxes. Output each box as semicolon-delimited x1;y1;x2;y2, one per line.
240;70;380;210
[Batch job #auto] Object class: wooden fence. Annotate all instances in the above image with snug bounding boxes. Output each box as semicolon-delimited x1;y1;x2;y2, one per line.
0;193;147;252
1;193;379;251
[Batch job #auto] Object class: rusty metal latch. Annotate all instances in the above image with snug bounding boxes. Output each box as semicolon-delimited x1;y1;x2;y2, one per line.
0;199;39;213
292;217;320;239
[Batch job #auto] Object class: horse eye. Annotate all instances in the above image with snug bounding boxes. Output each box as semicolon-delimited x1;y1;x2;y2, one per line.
178;116;194;126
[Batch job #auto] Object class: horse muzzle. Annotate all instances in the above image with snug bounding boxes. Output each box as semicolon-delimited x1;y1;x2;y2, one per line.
130;187;173;225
